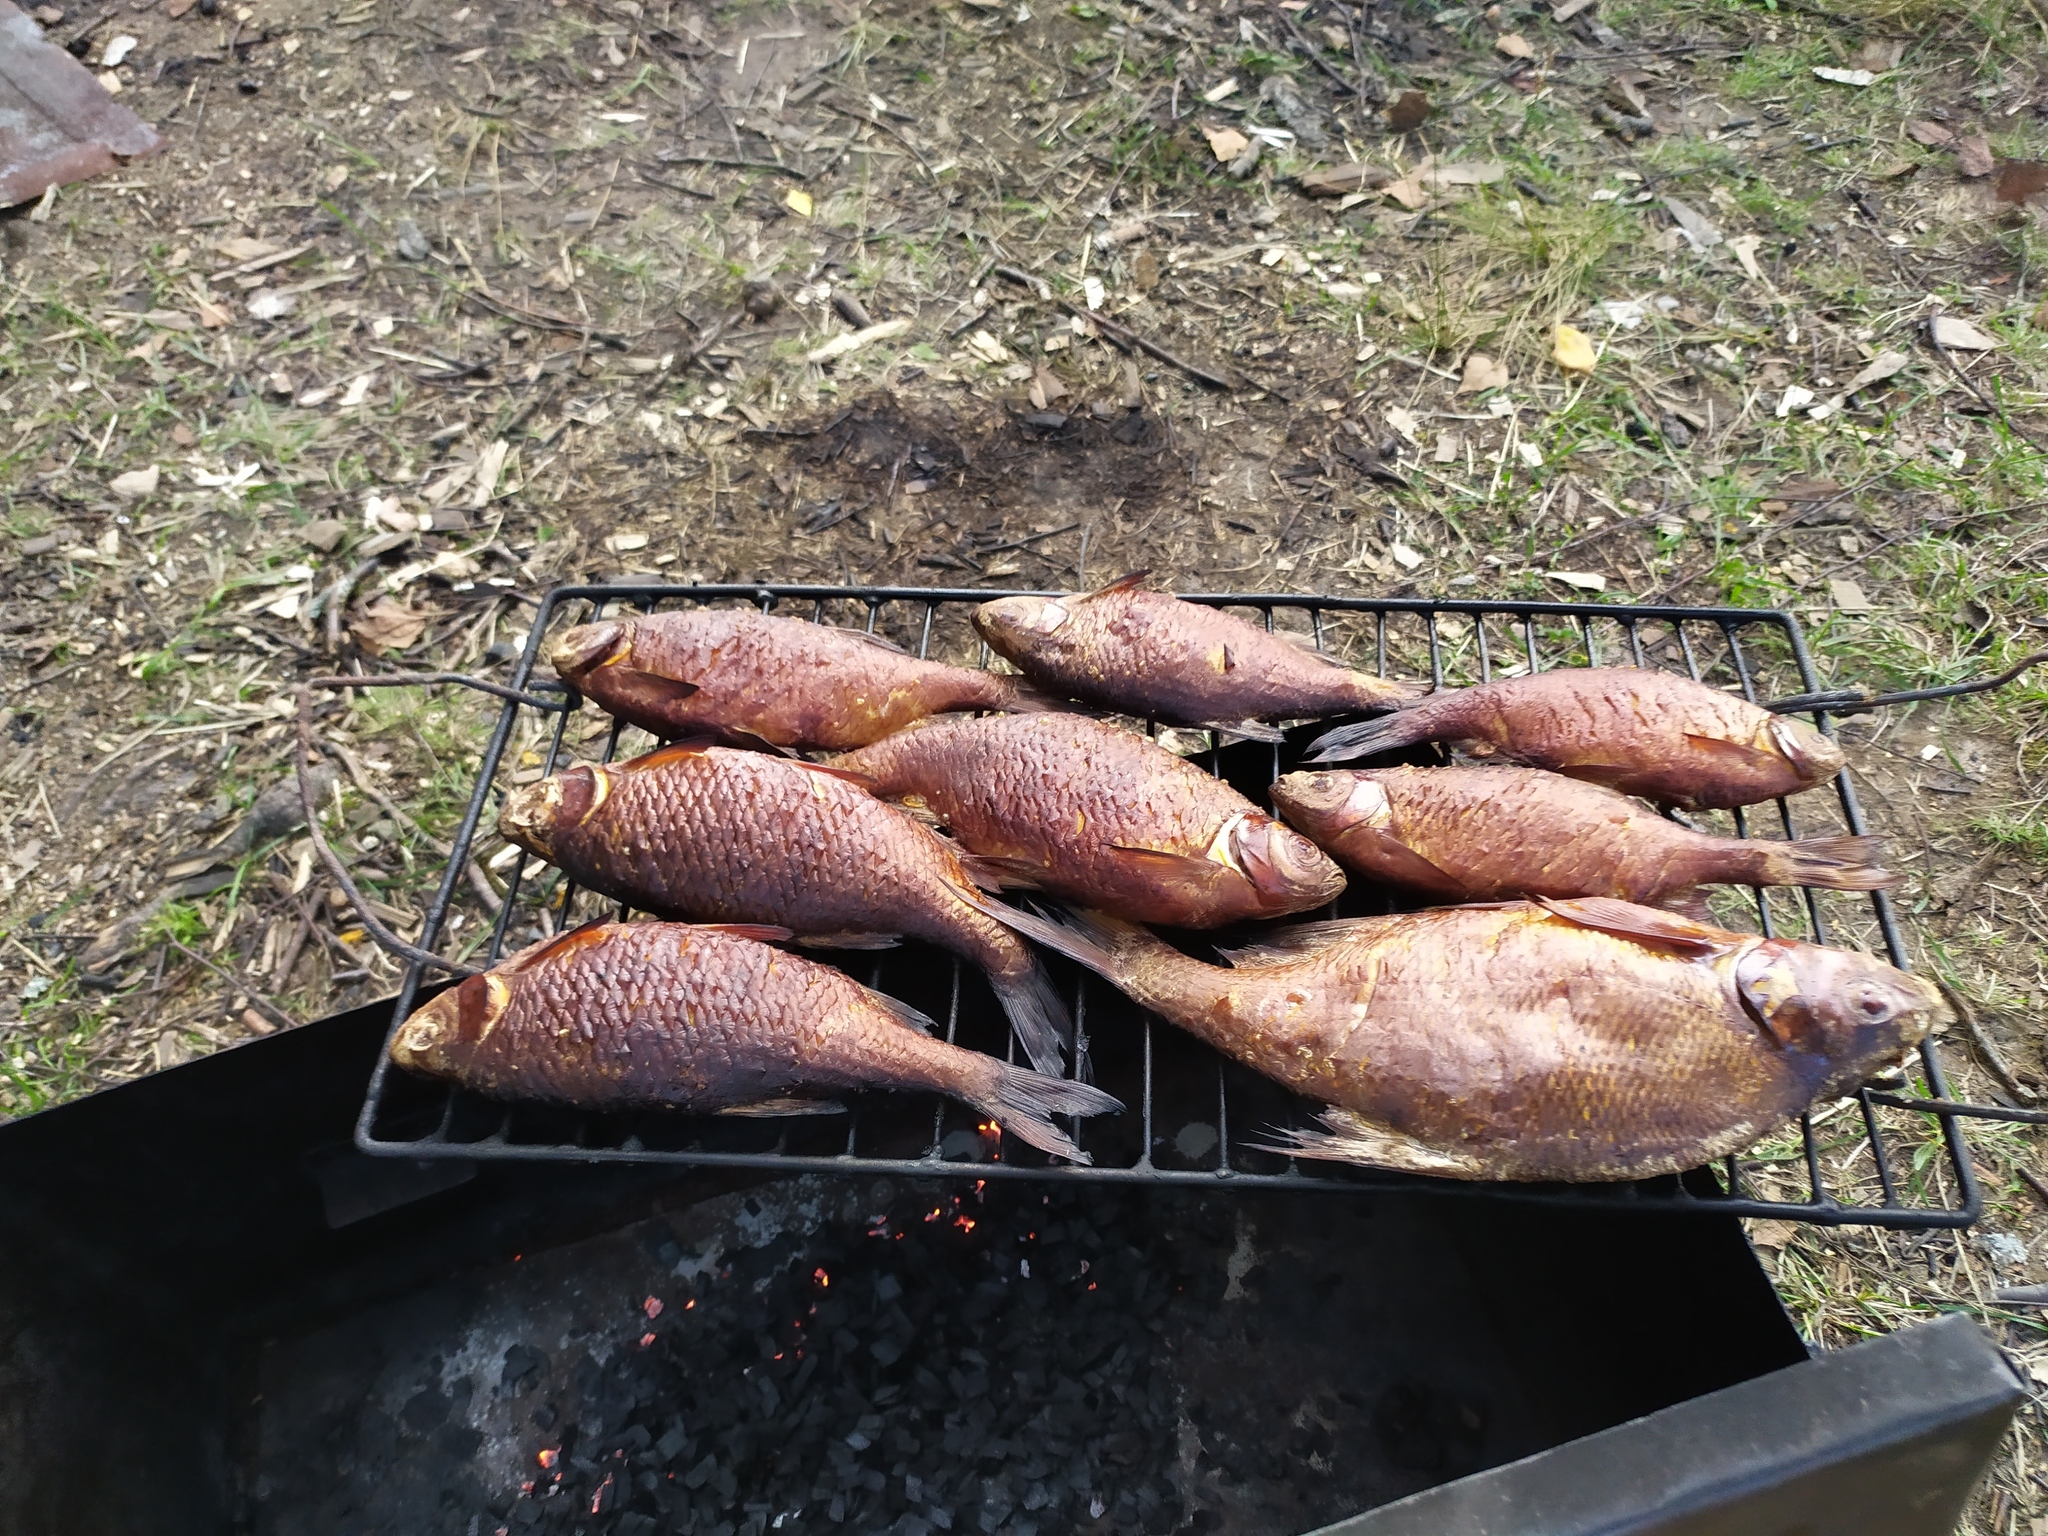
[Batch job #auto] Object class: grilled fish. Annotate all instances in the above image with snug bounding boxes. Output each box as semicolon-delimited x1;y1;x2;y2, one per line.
390;921;1119;1162
498;743;1072;1075
549;608;1058;751
834;713;1345;928
1271;765;1897;913
973;574;1417;740
1305;667;1843;809
992;897;1940;1182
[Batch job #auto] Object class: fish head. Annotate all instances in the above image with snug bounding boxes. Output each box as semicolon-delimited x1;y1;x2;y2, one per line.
1767;715;1846;784
549;619;633;682
497;764;611;859
1735;940;1944;1094
390;972;512;1075
1232;813;1348;911
973;595;1072;658
1270;770;1390;837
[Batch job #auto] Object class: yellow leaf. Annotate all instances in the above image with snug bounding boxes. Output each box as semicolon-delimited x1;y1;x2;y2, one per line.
1495;32;1535;57
1203;127;1250;163
1553;323;1597;374
784;188;813;217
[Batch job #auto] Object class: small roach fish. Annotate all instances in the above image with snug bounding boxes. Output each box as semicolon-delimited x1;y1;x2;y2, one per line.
498;742;1072;1074
390;921;1120;1162
973;573;1417;740
1271;765;1898;914
549;608;1060;751
1305;667;1844;810
834;713;1346;928
991;897;1941;1183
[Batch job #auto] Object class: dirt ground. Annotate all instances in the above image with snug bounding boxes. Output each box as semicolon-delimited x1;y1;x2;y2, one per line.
3;0;2047;1524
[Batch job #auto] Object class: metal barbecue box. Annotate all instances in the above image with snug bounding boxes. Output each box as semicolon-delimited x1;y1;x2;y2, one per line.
360;584;1981;1231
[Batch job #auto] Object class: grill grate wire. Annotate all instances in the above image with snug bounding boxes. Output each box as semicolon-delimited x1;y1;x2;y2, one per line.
353;585;1986;1230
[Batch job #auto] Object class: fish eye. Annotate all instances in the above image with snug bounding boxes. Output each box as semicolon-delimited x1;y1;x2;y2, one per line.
1851;987;1894;1023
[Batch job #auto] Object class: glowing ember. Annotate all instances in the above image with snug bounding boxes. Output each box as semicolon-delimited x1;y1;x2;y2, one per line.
813;1266;830;1287
640;1331;657;1347
643;1295;663;1318
954;1216;977;1233
536;1448;559;1470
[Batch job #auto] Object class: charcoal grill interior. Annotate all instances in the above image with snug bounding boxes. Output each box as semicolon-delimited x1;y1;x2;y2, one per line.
355;585;1976;1229
0;1000;1811;1536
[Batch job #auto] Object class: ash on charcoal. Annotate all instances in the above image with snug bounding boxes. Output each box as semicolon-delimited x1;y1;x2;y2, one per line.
247;1177;1555;1536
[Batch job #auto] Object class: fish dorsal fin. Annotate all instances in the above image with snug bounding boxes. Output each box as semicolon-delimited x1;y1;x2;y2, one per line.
636;738;721;769
1079;570;1150;601
501;919;615;973
1216;917;1386;968
794;759;881;792
861;984;939;1035
843;628;911;655
694;922;796;943
1533;896;1741;956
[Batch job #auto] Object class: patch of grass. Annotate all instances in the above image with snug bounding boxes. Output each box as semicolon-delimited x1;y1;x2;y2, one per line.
1972;812;2048;865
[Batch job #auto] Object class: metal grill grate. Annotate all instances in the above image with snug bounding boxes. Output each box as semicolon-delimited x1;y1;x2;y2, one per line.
355;584;1983;1230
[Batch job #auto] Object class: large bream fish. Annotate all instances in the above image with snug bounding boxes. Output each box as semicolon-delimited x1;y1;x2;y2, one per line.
390;921;1120;1161
993;897;1940;1182
973;574;1416;739
1306;667;1843;810
549;607;1058;751
1271;766;1897;913
835;713;1346;928
498;743;1072;1075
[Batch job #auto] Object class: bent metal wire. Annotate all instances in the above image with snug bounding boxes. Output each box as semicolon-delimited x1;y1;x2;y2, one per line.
356;584;1982;1231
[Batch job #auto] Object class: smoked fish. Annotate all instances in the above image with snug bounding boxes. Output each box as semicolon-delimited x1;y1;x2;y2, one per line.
1305;667;1843;809
1271;765;1897;912
973;574;1416;739
834;713;1346;928
390;921;1120;1162
549;608;1058;751
498;743;1073;1075
992;897;1940;1182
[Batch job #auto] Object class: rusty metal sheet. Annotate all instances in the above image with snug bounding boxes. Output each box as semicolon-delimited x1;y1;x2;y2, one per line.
0;0;162;208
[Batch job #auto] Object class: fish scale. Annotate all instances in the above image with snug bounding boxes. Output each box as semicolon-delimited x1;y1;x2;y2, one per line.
497;743;1072;1074
389;922;1122;1161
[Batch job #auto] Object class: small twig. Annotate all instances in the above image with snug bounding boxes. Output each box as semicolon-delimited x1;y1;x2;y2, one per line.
658;152;809;179
295;687;480;978
316;555;384;651
970;521;1082;556
302;669;566;713
635;170;716;199
2020;1167;2048;1210
1063;302;1236;391
1926;317;2043;447
163;939;299;1034
1270;2;1363;96
1935;976;2037;1106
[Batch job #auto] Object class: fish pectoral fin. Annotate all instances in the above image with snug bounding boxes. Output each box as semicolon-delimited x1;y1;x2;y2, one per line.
1197;718;1287;744
1256;1108;1491;1179
796;759;881;792
1215;916;1384;967
957;852;1051;891
1533;895;1740;956
693;922;797;943
1339;829;1466;895
860;984;940;1035
606;666;702;703
714;1098;848;1118
793;931;903;951
1106;843;1232;893
1546;759;1641;786
1079;569;1150;601
1681;732;1781;769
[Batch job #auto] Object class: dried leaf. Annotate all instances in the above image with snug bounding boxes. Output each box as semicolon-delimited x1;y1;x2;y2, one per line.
961;329;1013;366
215;236;279;263
1995;161;2048;205
1904;119;1954;148
1662;197;1723;251
1956;135;1994;179
1552;0;1595;17
1773;478;1845;502
1297;162;1393;197
784;188;813;217
1930;315;2000;351
1420;160;1506;187
469;439;512;507
1827;578;1873;614
109;464;160;499
349;596;429;656
1495;32;1534;57
1550;571;1607;592
1552;323;1597;373
1844;38;1904;72
246;289;297;321
1726;234;1765;282
1843;350;1910;392
1203;126;1250;163
1457;353;1510;393
1385;90;1432;132
1384;406;1421;444
1812;67;1878;87
1381;177;1429;210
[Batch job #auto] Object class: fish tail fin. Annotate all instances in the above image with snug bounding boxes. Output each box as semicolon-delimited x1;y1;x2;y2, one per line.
988;956;1073;1076
969;898;1147;984
1256;1107;1490;1179
1304;709;1434;764
984;672;1079;716
970;1061;1122;1164
1755;833;1900;891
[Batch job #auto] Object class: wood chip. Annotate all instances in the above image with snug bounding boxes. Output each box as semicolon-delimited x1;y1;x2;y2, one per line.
1296;162;1393;197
